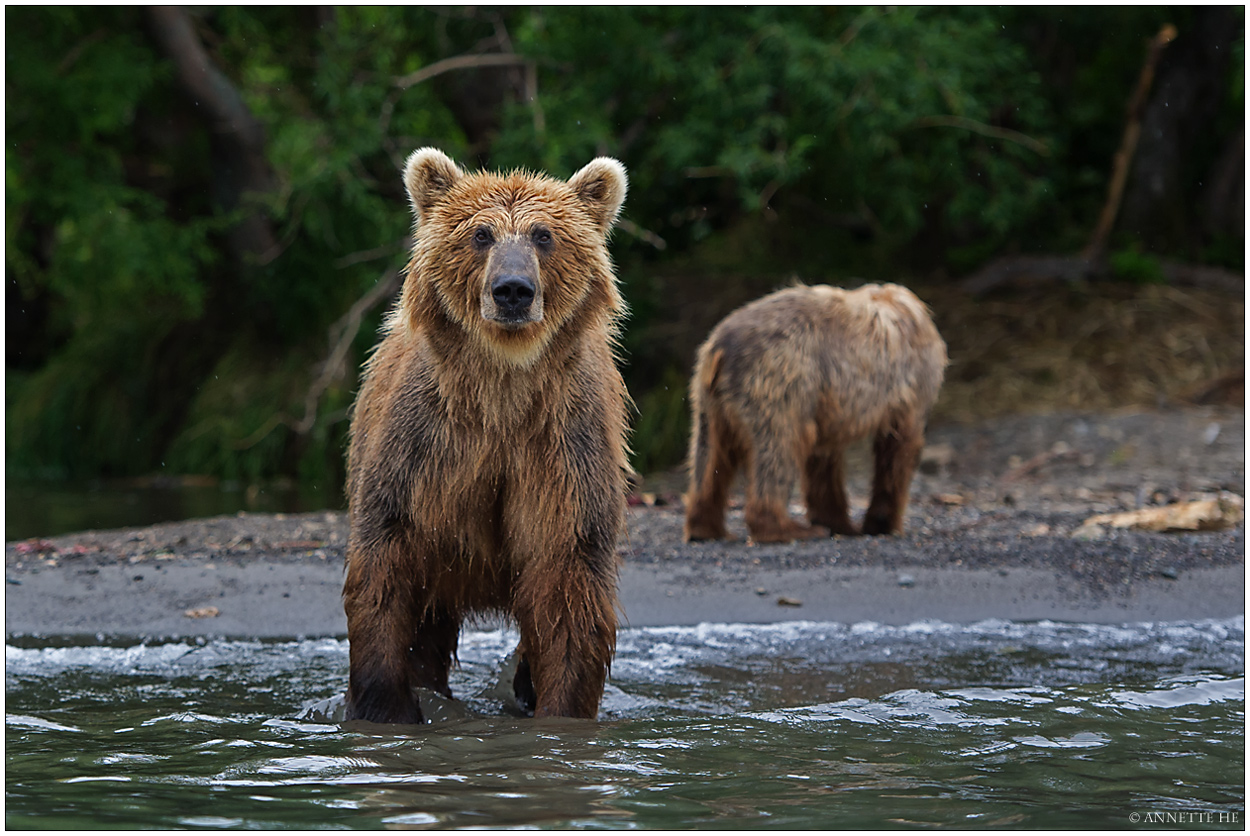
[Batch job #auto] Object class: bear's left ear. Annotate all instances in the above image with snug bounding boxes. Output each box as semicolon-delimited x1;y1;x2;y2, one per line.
569;157;628;233
404;148;464;222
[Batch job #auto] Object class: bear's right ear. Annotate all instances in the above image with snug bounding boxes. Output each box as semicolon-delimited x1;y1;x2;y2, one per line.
404;148;464;221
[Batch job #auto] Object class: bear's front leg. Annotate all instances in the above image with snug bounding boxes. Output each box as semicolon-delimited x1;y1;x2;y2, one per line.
511;647;538;713
804;449;857;535
513;557;617;719
343;540;425;724
407;608;461;700
741;420;829;544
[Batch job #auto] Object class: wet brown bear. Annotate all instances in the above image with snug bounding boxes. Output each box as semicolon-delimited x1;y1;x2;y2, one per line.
684;283;946;544
343;148;630;724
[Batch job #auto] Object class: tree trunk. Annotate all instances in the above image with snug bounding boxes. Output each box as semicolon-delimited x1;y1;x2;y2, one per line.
145;6;278;262
1201;126;1244;242
1117;7;1236;252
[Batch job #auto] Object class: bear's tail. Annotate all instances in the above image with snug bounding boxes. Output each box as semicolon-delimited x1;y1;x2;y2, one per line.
687;348;724;494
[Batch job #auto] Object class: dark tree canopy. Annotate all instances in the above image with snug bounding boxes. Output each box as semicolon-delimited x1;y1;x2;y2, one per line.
6;6;1243;483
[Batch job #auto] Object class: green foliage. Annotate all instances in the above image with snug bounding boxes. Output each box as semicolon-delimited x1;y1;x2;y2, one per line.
6;7;1243;485
6;9;216;332
630;367;691;477
6;7;473;480
495;7;1055;260
6;310;199;478
1109;247;1165;285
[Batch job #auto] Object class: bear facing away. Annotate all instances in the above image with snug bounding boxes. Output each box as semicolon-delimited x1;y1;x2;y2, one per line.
344;149;630;724
684;283;947;544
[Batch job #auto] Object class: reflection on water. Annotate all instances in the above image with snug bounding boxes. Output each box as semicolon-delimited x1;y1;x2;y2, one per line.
5;618;1245;829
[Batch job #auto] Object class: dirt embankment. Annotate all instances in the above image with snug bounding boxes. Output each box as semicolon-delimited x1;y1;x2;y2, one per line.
5;407;1244;638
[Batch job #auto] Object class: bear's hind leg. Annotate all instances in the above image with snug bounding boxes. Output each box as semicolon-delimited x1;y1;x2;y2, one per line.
803;449;857;535
684;409;740;542
863;416;924;535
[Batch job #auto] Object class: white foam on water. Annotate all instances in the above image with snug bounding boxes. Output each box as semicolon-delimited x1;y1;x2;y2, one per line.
6;713;82;732
1108;675;1246;710
6;616;1242;676
5;637;350;677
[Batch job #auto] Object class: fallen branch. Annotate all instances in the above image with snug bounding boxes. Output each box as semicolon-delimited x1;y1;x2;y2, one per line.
1001;446;1084;483
960;254;1243;296
1157;260;1244;294
960;255;1100;295
1073;495;1243;539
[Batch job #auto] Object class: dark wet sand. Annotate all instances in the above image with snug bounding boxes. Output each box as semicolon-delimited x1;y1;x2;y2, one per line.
3;548;1243;639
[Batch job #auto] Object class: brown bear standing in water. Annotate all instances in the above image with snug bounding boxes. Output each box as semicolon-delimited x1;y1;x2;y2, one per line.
684;283;947;544
343;148;630;724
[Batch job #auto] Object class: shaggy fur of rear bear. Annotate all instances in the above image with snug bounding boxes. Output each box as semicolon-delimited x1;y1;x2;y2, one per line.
684;283;947;544
343;148;630;724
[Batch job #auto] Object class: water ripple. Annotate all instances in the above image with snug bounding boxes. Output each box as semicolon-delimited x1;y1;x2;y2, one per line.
5;618;1243;830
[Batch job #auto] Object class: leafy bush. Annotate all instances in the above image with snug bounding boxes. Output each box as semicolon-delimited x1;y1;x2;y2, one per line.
495;7;1055;261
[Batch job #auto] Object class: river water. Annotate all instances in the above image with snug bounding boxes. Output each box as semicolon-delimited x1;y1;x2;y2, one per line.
6;618;1244;829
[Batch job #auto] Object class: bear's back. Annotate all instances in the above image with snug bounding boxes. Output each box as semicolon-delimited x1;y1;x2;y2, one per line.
700;282;946;427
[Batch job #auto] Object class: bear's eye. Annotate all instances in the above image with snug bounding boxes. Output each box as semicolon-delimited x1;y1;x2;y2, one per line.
532;228;553;248
472;227;493;247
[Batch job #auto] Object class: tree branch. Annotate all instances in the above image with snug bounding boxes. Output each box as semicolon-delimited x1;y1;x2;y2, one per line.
615;219;667;250
56;27;108;75
293;268;404;434
910;115;1049;156
333;237;410;269
1083;24;1178;259
235;266;404;448
147;6;267;153
394;52;529;89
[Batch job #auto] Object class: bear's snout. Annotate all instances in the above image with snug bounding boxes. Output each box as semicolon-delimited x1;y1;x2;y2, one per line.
482;238;543;328
491;274;536;318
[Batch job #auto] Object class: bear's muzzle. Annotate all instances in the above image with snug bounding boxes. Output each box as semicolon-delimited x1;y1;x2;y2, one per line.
482;238;544;327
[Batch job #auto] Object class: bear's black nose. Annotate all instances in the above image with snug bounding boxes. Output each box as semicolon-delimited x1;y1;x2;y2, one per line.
491;275;535;317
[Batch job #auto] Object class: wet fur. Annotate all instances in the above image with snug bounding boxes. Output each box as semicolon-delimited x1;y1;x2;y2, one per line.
684;283;947;544
344;149;630;724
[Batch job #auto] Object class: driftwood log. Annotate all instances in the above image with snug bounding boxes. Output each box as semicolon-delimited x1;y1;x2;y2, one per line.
960;256;1243;297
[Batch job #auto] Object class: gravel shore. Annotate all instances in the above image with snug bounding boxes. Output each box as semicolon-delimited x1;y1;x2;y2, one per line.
6;407;1243;639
